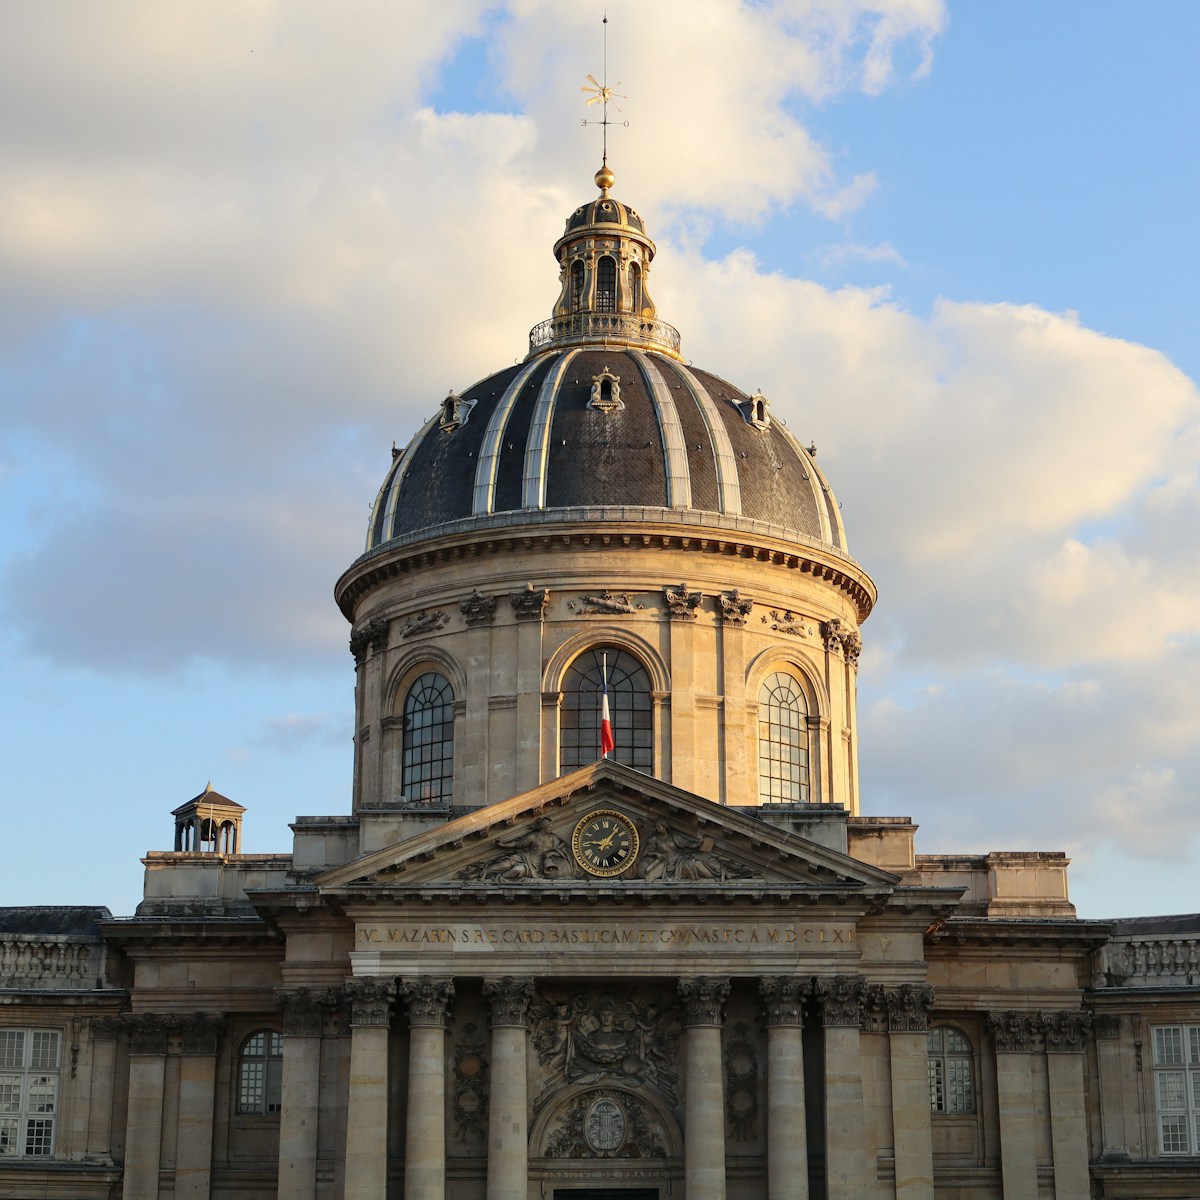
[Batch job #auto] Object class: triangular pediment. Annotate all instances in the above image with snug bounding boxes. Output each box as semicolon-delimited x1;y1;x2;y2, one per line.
317;761;898;899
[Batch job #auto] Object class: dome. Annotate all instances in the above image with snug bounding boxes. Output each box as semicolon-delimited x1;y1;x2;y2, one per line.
362;165;850;561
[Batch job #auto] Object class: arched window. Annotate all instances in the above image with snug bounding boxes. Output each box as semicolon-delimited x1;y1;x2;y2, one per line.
401;672;455;803
560;647;652;773
757;671;809;803
628;262;643;313
570;260;585;311
596;256;617;312
237;1030;283;1115
928;1026;974;1114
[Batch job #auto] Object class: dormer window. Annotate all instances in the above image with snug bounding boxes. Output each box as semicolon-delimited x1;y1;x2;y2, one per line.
588;367;623;413
738;391;772;430
439;391;476;433
596;256;616;312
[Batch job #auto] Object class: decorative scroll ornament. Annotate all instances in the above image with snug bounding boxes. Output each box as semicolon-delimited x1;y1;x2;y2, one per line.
814;976;866;1028
568;590;641;615
400;608;448;639
402;978;454;1028
544;1088;667;1159
821;618;862;665
511;583;550;621
349;615;390;664
1042;1010;1092;1052
531;987;680;1104
637;821;760;884
759;977;805;1027
724;1021;759;1142
588;367;624;413
452;1022;489;1140
484;977;536;1027
767;609;811;637
663;583;703;621
439;390;477;433
987;1010;1041;1052
884;984;935;1033
279;988;337;1038
459;817;577;883
345;977;396;1027
677;977;730;1027
459;589;497;627
718;590;754;626
179;1013;225;1056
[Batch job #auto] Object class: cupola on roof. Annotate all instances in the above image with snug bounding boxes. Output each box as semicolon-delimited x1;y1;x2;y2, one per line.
362;165;852;564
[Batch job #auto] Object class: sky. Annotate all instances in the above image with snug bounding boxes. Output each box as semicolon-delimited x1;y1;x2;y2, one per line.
2;1;1198;921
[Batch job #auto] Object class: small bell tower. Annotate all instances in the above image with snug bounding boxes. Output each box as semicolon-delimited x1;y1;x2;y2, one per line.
172;782;244;854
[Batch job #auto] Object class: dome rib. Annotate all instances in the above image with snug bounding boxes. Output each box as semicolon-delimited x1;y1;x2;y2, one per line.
630;350;691;509
661;357;742;517
522;349;579;509
473;355;549;517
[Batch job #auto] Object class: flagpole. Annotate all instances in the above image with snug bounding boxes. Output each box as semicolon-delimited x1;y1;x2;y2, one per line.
600;652;614;760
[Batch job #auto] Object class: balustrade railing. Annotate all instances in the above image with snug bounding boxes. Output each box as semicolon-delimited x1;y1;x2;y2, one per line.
0;936;104;989
528;312;681;356
1098;935;1200;987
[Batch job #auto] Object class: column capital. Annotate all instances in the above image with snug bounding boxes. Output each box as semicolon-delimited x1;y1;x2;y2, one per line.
346;977;397;1027
123;1012;171;1055
813;975;866;1028
279;986;338;1037
402;977;455;1027
678;976;729;1027
483;976;535;1027
759;976;805;1027
1094;1013;1121;1039
883;983;934;1033
1042;1009;1092;1052
986;1010;1041;1052
178;1013;226;1056
89;1016;124;1042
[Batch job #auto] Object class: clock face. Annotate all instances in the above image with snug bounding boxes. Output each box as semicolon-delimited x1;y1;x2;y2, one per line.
572;809;640;877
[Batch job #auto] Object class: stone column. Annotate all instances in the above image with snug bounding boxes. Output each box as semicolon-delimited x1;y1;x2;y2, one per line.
760;977;808;1200
678;977;730;1200
401;978;455;1200
987;1012;1041;1200
278;989;332;1200
175;1015;224;1200
483;977;535;1200
122;1014;170;1200
1043;1012;1092;1200
816;976;868;1200
884;985;935;1200
668;608;698;792
343;979;397;1200
85;1017;121;1158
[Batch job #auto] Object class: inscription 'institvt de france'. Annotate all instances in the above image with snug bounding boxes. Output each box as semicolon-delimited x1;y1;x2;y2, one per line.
355;923;854;948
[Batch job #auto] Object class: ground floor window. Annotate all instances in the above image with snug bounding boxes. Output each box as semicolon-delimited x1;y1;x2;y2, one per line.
928;1025;974;1113
237;1030;283;1115
0;1028;60;1157
1153;1024;1200;1153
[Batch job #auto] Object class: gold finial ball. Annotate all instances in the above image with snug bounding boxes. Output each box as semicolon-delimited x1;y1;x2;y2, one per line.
595;163;616;193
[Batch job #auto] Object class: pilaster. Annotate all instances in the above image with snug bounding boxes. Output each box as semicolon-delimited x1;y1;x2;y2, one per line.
175;1014;224;1200
678;977;730;1200
884;985;934;1200
343;978;396;1200
760;977;808;1200
278;988;335;1200
987;1011;1041;1200
402;977;454;1200
815;976;868;1200
484;977;535;1200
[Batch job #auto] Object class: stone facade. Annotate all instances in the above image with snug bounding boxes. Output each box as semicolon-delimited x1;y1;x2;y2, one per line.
3;166;1198;1200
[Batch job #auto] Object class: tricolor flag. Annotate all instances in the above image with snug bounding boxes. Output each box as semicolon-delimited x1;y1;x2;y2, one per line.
600;654;615;758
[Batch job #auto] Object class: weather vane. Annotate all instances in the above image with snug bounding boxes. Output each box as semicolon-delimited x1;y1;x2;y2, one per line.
581;14;629;166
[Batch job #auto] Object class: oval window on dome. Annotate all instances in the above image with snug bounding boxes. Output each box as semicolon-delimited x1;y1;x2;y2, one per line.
560;647;652;773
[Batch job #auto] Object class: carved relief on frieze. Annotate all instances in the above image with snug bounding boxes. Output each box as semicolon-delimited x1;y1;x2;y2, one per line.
567;590;642;615
765;609;812;637
401;978;454;1028
637;821;760;885
511;583;550;621
677;977;730;1028
543;1088;667;1159
531;986;680;1106
723;1021;759;1142
459;589;497;627
345;977;396;1027
718;590;753;626
1042;1010;1092;1052
458;817;577;883
400;609;448;639
821;618;862;665
349;615;390;664
813;976;866;1028
662;583;703;621
452;1022;489;1140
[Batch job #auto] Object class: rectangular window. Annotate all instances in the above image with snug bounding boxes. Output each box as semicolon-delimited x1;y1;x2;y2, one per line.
1153;1023;1200;1154
0;1029;59;1158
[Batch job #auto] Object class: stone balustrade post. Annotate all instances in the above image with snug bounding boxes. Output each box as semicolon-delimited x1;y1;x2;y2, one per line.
483;977;535;1200
343;978;397;1200
678;977;730;1200
760;977;808;1200
401;977;455;1200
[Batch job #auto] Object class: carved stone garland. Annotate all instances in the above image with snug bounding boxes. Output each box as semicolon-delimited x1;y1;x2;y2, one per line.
451;1022;489;1141
723;1020;759;1142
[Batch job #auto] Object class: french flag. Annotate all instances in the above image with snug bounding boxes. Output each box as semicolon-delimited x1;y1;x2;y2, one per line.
600;655;615;758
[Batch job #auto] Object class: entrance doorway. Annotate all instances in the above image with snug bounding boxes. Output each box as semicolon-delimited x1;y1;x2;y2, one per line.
554;1191;659;1200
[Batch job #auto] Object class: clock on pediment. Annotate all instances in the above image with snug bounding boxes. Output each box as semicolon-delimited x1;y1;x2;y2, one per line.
571;809;640;878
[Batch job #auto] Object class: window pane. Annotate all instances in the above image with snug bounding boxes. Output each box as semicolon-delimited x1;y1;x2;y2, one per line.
29;1033;59;1071
0;1034;23;1071
1156;1027;1183;1065
1161;1114;1189;1154
24;1118;53;1156
0;1078;20;1114
0;1119;17;1157
402;672;455;803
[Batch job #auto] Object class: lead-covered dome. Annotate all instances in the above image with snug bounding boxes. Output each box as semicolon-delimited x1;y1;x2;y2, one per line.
363;166;849;557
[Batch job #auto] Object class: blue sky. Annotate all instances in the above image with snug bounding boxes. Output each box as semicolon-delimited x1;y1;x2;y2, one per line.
2;1;1198;919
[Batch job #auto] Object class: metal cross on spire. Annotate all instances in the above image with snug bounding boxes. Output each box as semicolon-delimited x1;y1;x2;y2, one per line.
580;14;628;167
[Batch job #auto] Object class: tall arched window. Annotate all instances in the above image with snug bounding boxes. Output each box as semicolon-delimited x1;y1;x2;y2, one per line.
928;1026;975;1114
570;260;585;311
560;647;652;773
628;262;643;313
758;671;809;803
237;1030;283;1115
596;256;617;312
402;672;455;802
